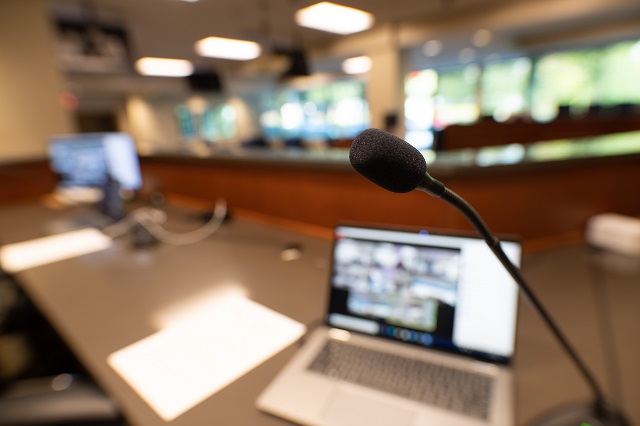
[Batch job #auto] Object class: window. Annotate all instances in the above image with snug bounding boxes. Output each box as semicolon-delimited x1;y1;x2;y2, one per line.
434;64;481;128
175;104;197;140
481;57;531;122
404;69;437;149
175;99;237;143
596;39;640;106
259;79;369;143
201;105;236;141
531;49;599;121
403;65;481;150
405;37;640;141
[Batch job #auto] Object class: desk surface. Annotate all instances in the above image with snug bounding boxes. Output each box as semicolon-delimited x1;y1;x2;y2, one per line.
0;202;638;426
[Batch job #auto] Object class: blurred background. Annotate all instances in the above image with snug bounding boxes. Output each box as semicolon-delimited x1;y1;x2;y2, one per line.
1;2;640;425
2;0;640;158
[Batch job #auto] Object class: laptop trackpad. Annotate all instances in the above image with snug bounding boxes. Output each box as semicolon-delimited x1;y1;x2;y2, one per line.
321;388;416;426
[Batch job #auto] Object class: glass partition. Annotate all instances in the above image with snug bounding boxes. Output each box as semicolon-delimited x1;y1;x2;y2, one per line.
259;79;369;145
596;39;640;106
481;57;531;122
435;64;481;128
531;49;598;121
175;99;237;143
405;37;640;139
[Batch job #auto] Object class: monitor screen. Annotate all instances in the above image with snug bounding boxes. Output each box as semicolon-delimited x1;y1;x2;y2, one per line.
326;225;521;365
48;133;142;191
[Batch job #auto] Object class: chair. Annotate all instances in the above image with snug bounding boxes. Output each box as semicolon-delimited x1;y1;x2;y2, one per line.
0;272;123;426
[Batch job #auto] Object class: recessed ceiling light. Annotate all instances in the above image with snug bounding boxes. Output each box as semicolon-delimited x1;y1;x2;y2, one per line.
195;37;261;61
342;56;372;74
134;57;194;77
295;2;374;35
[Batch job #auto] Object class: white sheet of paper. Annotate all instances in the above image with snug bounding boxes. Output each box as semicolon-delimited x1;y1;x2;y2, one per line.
107;295;306;421
0;228;112;273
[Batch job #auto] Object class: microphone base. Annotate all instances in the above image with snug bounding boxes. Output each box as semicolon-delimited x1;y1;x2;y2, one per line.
529;401;629;426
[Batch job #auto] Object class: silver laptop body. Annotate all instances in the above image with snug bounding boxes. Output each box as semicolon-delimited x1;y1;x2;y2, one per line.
258;224;521;426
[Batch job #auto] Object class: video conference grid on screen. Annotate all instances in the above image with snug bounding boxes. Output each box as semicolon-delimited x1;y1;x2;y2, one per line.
327;226;521;363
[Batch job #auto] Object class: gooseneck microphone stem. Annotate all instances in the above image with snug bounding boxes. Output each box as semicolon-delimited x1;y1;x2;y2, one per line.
418;177;613;418
350;128;628;424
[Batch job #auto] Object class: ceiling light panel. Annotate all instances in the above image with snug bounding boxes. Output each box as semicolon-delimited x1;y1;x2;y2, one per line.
342;56;372;74
295;2;374;35
195;37;262;60
135;57;194;77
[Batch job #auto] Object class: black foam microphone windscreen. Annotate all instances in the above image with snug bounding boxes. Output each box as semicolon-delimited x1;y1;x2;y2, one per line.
349;128;427;193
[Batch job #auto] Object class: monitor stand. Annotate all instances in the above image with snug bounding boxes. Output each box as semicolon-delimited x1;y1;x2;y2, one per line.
98;177;125;222
43;180;121;235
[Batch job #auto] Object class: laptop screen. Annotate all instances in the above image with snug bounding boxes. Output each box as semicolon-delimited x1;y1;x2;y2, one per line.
326;225;521;365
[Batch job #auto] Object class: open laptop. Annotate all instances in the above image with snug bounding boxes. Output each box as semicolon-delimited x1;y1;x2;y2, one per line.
257;223;521;426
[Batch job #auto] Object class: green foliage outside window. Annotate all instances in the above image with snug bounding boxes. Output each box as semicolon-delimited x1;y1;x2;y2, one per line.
481;57;531;121
404;37;640;147
597;40;640;105
531;50;599;121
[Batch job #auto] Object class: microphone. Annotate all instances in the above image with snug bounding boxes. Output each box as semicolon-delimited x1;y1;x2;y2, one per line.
349;128;444;196
349;128;628;426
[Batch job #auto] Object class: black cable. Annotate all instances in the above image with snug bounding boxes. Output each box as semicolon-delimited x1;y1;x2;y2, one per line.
428;185;626;422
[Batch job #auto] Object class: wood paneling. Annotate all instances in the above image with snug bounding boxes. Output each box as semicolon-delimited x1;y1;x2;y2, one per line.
139;155;640;247
2;155;638;250
0;161;56;205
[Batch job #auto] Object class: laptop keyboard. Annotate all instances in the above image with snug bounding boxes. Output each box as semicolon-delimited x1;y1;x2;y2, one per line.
307;339;494;420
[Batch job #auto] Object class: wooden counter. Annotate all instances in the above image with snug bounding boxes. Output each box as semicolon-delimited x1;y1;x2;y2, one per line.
2;131;639;249
138;141;640;249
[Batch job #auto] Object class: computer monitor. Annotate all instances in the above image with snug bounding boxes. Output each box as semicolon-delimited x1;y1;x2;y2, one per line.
47;133;143;220
48;132;142;191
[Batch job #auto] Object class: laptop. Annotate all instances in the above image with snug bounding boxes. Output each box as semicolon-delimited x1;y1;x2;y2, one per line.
257;223;521;426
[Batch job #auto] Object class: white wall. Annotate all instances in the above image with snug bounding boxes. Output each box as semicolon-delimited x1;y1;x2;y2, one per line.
0;0;74;162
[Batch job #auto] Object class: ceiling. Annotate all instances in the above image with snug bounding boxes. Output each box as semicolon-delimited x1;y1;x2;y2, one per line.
45;0;640;107
52;0;640;66
47;0;537;66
